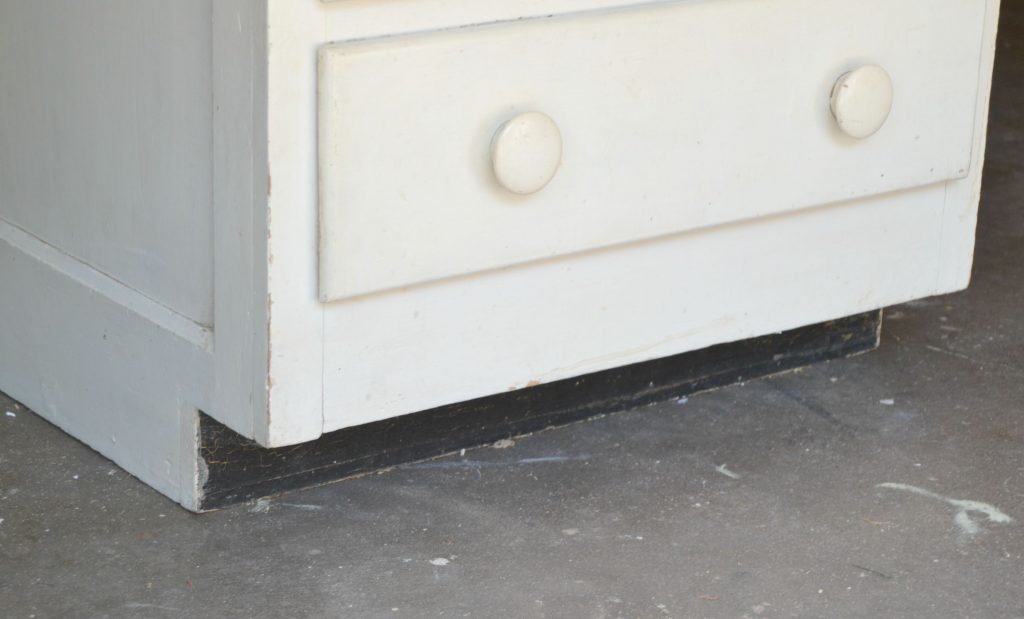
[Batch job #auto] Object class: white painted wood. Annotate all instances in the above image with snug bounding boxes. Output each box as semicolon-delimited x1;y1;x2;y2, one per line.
0;233;212;509
263;0;328;447
490;112;564;196
270;0;907;447
830;66;895;139
269;0;861;446
320;184;949;431
0;1;215;326
0;219;211;351
316;0;985;301
211;0;272;444
935;0;1002;294
272;0;1000;435
0;0;265;507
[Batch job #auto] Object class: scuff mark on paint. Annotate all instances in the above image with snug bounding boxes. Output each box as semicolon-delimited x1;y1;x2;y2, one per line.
715;464;740;480
429;558;450;566
877;483;1013;536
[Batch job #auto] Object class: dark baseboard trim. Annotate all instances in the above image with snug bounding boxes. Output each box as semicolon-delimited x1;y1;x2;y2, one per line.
197;310;882;511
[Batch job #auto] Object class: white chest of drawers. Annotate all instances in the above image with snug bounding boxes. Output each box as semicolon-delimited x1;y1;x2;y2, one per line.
0;0;1001;509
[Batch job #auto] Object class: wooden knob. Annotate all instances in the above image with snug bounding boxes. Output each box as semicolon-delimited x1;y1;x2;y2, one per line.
830;65;894;139
491;111;562;195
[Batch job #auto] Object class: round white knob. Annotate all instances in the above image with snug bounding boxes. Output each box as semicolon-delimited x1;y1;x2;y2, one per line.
491;111;562;195
830;65;894;139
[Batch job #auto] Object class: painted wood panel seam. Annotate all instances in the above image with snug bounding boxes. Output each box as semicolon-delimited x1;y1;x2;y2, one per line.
0;216;213;350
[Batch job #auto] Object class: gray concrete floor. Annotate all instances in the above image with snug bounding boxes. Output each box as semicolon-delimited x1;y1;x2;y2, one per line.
4;8;1024;619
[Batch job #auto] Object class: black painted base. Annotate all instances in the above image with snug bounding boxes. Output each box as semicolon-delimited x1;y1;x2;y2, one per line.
198;311;882;511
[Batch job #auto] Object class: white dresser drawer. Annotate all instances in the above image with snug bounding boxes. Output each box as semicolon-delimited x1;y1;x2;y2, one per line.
318;0;986;302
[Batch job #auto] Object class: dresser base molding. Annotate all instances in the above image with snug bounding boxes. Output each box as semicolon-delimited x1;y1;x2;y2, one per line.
197;311;881;511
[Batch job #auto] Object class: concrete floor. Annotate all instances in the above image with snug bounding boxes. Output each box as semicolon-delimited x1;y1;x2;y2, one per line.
3;8;1024;619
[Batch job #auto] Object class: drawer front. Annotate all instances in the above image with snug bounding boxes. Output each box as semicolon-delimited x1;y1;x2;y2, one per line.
318;0;986;302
